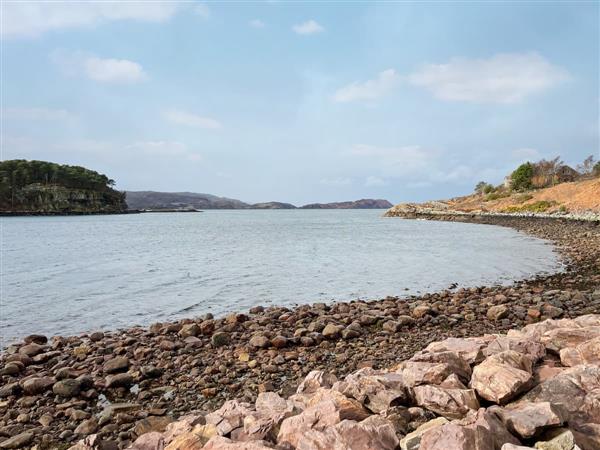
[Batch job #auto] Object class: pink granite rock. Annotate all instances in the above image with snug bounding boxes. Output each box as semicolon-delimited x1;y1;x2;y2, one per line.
471;351;534;404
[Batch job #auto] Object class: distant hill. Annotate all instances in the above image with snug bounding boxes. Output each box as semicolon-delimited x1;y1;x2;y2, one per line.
126;191;393;210
125;191;249;210
300;199;393;209
0;160;126;214
251;202;297;209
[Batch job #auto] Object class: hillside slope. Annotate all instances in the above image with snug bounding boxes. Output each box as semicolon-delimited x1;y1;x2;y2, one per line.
125;191;249;210
301;199;393;209
445;178;600;214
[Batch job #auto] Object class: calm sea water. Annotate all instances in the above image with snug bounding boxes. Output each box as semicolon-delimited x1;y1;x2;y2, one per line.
1;210;560;345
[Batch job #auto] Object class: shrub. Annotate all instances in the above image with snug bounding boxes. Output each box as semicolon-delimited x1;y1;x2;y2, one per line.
514;194;533;204
503;200;557;213
484;191;509;202
474;182;495;195
511;162;534;191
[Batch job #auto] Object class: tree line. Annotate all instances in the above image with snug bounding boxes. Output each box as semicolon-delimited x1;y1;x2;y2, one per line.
0;160;116;191
475;154;600;194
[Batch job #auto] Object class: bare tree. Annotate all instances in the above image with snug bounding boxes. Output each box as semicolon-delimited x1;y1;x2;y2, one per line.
577;155;596;175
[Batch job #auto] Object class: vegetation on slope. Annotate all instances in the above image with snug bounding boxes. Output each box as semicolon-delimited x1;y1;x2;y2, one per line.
0;160;127;213
462;154;600;214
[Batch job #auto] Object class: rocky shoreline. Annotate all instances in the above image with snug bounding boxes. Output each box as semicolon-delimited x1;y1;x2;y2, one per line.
1;215;599;449
110;312;600;450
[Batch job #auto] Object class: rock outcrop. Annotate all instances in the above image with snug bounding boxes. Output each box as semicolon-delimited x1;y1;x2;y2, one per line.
68;315;600;450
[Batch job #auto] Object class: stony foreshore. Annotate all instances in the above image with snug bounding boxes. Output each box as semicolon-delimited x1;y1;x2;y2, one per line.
105;313;600;450
1;215;599;449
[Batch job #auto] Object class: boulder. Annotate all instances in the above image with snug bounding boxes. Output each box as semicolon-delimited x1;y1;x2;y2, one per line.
249;335;270;349
413;305;433;318
134;416;173;436
242;392;296;441
0;432;34;449
403;350;472;386
205;400;255;436
129;432;165;450
516;365;600;422
53;378;82;397
571;422;600;450
540;327;600;354
424;336;490;365
399;417;449;450
419;422;495;450
18;343;44;357
75;418;99;435
413;385;479;419
494;402;567;439
458;408;521;449
303;389;370;421
335;368;407;413
559;337;600;367
178;323;200;338
471;351;534;404
487;305;509;321
24;334;47;344
202;437;274;449
22;376;55;395
484;336;546;363
103;356;130;374
211;332;230;347
164;432;206;450
533;429;576;450
295;416;399;450
105;373;133;389
322;324;342;339
296;371;338;395
270;336;288;349
277;399;346;448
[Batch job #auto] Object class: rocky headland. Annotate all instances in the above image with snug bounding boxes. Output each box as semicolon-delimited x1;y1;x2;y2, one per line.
0;161;126;215
0;216;599;449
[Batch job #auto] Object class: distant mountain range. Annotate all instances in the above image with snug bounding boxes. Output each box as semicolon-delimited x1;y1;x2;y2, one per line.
125;191;392;210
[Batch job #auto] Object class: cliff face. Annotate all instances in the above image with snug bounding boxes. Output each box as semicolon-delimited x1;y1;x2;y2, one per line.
2;183;127;214
0;160;127;214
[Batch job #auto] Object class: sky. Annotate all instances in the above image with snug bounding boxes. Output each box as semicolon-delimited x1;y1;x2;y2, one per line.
1;1;599;205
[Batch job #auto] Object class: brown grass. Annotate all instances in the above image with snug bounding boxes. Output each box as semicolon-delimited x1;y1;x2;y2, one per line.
445;179;600;214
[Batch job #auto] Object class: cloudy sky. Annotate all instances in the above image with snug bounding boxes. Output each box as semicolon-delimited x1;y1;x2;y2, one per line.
2;1;598;204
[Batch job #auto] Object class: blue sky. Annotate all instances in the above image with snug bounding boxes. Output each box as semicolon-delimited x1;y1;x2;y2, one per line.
2;1;598;204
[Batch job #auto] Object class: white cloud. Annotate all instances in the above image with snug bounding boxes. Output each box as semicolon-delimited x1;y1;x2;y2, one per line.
84;57;147;84
2;2;185;38
349;144;480;186
3;136;201;163
364;176;387;187
333;69;399;103
408;52;569;104
319;177;352;186
2;107;73;121
249;19;265;28
163;109;222;130
51;50;147;84
292;20;324;35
